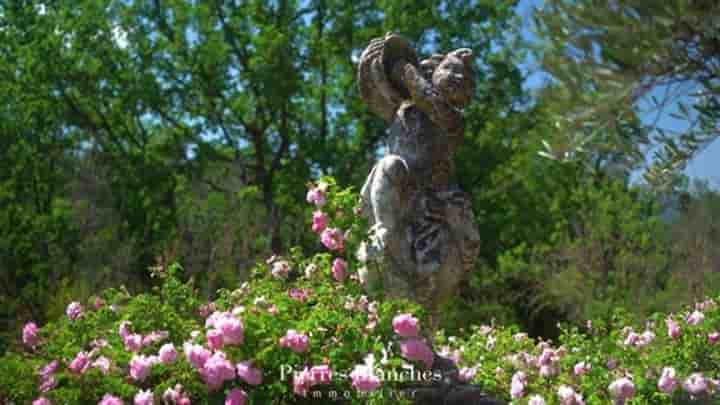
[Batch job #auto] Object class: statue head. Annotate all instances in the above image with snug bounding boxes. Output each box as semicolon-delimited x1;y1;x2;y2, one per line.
422;48;475;108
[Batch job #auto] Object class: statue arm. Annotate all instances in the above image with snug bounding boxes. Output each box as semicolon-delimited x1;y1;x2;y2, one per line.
390;61;463;133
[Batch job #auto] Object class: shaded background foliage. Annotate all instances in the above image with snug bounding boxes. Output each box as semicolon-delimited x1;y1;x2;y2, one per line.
1;0;720;352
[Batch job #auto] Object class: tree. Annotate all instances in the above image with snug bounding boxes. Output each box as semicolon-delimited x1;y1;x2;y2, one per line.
534;0;720;190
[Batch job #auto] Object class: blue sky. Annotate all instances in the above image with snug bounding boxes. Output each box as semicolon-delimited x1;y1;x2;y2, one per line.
516;0;719;187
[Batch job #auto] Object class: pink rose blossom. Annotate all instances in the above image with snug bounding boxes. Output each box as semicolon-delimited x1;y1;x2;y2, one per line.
33;398;52;405
69;351;91;374
225;388;247;405
658;367;677;393
23;322;39;347
92;356;111;375
666;318;681;339
709;332;720;344
159;343;178;364
119;321;133;339
392;314;420;337
279;329;309;353
332;258;347;282
573;361;591;376
66;302;84;320
312;210;328;233
539;365;557;377
399;338;434;368
207;329;224;350
39;376;58;393
510;371;527;399
608;377;635;404
98;394;124;405
124;333;143;352
687;310;705;326
129;355;155;382
309;365;333;385
320;227;345;251
207;311;244;345
682;373;708;396
39;360;59;379
349;364;381;392
183;342;211;369
288;288;310;303
236;361;263;386
271;260;291;279
134;389;153;405
293;367;312;397
557;385;584;405
306;185;327;207
200;352;236;390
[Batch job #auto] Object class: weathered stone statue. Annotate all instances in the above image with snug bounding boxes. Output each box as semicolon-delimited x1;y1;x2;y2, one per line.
356;33;504;405
357;33;481;311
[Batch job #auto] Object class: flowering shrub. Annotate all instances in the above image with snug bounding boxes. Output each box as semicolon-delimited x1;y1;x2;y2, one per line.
2;177;719;404
437;302;720;404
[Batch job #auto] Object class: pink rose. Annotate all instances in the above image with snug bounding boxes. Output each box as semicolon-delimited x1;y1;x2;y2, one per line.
23;322;39;347
225;388;247;405
666;318;681;339
119;321;132;339
200;352;236;390
271;260;291;279
207;329;224;350
68;351;90;374
99;394;124;405
658;367;677;393
66;302;84;320
92;356;111;375
312;211;328;233
687;310;705;326
557;385;584;405
309;365;332;385
33;398;52;405
124;333;143;352
129;355;155;382
709;332;720;344
279;330;309;353
392;314;420;337
682;373;708;396
320;228;345;251
236;361;263;386
134;389;153;405
510;371;527;399
349;364;381;392
573;361;591;376
608;377;635;404
39;376;58;393
332;258;347;282
158;343;178;364
183;342;211;369
306;186;327;207
399;338;434;368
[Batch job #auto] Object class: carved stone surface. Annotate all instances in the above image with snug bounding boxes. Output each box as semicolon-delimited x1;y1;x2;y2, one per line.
356;33;481;310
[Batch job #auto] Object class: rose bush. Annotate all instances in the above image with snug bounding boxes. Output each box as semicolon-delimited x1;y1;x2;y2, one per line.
2;177;719;404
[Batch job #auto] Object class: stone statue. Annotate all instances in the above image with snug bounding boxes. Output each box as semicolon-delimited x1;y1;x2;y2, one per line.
357;33;481;312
